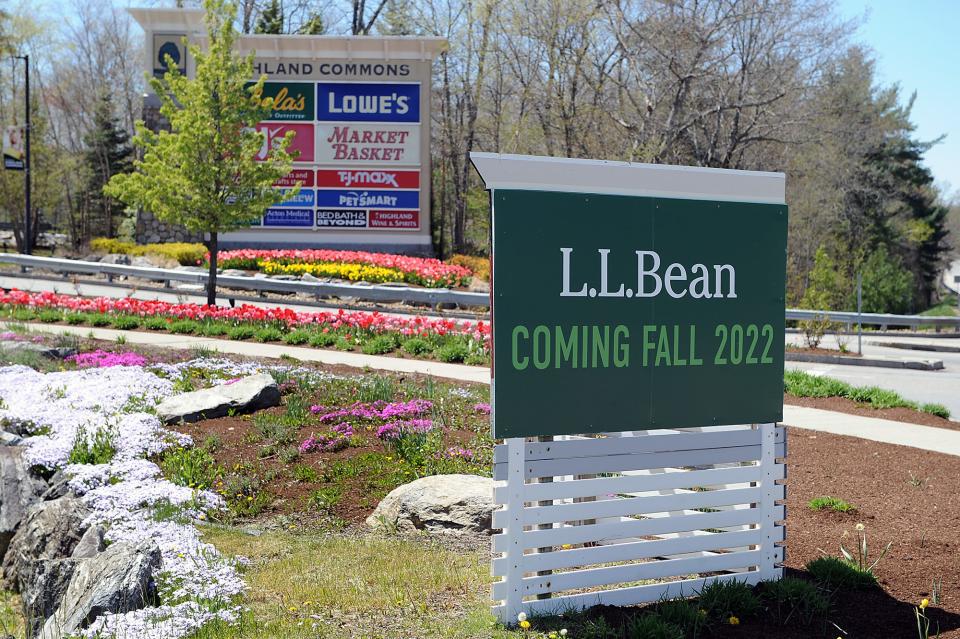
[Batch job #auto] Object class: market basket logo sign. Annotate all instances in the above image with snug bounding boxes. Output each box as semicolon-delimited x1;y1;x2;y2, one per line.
472;155;788;439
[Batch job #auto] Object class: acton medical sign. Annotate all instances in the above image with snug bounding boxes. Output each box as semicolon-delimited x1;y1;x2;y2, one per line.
471;153;788;439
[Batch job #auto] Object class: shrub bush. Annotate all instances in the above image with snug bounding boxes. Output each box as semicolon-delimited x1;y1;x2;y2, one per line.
68;425;117;465
401;337;431;356
160;446;222;490
169;320;199;335
447;254;488;281
921;403;950;419
90;238;207;266
436;342;469;363
696;579;760;620
308;332;337;348
226;325;257;340
361;334;397;355
254;327;284;343
110;315;141;330
282;329;311;345
807;496;856;513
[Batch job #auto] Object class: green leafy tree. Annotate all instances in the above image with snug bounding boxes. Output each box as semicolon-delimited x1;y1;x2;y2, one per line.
83;92;133;239
105;0;296;305
798;246;846;348
255;0;283;34
857;246;914;314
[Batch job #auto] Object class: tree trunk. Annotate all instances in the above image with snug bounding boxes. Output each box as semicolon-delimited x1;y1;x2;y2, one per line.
206;231;218;306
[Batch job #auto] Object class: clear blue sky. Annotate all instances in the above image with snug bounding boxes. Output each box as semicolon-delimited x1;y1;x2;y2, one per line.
836;0;960;198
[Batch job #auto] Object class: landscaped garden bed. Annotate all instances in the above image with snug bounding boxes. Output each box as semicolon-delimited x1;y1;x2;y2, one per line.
215;248;473;288
2;335;959;637
0;289;490;364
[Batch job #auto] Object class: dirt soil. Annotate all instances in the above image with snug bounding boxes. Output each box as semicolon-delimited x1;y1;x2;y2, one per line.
784;393;960;430
786;345;863;357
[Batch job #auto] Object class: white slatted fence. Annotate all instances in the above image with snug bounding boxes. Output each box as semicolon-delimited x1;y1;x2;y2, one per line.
491;423;786;622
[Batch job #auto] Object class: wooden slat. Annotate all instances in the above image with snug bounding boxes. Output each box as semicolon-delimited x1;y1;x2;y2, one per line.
492;549;760;599
492;528;765;576
492;571;763;613
493;444;785;481
493;486;763;529
493;506;779;552
492;426;786;464
493;464;765;503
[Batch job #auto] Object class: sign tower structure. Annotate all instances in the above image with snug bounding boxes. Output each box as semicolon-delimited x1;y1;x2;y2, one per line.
130;8;446;255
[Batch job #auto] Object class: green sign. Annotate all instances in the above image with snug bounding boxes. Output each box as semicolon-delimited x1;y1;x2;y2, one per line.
249;81;315;121
487;187;787;439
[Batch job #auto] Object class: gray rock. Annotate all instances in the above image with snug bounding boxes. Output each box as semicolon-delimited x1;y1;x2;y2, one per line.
468;278;491;293
174;266;206;274
0;342;76;360
300;272;321;282
0;431;22;446
2;496;90;592
129;256;158;268
155;373;280;424
41;540;161;639
0;447;47;558
268;274;299;281
23;558;79;636
220;269;248;277
366;474;495;534
98;254;131;265
40;471;73;502
71;526;106;559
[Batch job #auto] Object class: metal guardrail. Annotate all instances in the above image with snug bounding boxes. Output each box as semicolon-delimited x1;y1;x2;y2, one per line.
786;308;960;330
1;254;958;329
0;254;490;308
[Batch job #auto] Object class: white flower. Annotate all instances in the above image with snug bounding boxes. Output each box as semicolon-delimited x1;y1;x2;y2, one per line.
517;612;527;623
855;523;865;531
560;630;567;637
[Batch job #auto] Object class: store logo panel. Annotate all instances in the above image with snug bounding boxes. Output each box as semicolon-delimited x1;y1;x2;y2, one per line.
316;82;420;123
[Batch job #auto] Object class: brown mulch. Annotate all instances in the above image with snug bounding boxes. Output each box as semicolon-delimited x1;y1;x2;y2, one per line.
777;427;960;638
784;393;960;430
787;345;863;357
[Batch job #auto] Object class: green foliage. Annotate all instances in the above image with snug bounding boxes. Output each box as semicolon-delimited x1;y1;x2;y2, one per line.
808;496;856;513
806;556;877;590
227;325;257;340
281;330;310;345
360;334;397;355
921;403;950;419
436;341;469;363
144;316;169;330
857;246;914;314
83;93;134;239
254;327;284;343
622;614;684;639
170;320;200;335
109;314;141;330
291;463;319;483
695;579;760;620
37;309;61;323
401;337;431;356
68;424;117;465
160;446;222;490
356;375;396;403
308;332;336;348
89;239;207;266
784;370;922;411
308;485;342;512
255;0;284;33
757;577;829;626
655;598;709;637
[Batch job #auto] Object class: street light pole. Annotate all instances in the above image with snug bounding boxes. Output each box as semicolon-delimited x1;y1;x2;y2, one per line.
14;54;31;255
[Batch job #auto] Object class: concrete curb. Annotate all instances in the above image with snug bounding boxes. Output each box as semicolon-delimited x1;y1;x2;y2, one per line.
868;341;960;354
785;351;943;370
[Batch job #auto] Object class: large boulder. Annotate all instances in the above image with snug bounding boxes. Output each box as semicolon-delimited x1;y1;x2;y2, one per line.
40;540;161;639
2;496;90;592
155;373;281;424
23;557;79;636
0;447;47;558
0;342;77;360
366;474;495;534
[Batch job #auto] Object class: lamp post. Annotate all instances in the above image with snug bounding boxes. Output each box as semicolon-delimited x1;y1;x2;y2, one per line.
12;54;30;255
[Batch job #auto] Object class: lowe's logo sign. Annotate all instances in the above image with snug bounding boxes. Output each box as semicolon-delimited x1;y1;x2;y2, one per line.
316;82;420;123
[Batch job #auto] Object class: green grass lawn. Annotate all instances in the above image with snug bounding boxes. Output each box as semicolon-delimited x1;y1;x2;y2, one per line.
784;370;950;418
189;527;523;639
919;294;958;317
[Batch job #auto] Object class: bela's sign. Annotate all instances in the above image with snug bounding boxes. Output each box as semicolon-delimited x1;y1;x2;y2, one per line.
249;82;315;121
490;189;787;438
316;82;420;123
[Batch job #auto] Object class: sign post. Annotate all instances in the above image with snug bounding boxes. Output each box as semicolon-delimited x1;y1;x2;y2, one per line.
472;153;788;622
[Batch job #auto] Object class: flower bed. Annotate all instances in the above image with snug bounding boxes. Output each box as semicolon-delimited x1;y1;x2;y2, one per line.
0;364;243;637
214;248;472;288
0;290;490;365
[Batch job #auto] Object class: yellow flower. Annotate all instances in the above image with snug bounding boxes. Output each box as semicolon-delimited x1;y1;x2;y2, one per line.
549;634;558;639
920;598;930;609
519;620;531;630
699;609;707;617
855;523;865;531
728;615;740;625
561;544;572;550
288;606;297;612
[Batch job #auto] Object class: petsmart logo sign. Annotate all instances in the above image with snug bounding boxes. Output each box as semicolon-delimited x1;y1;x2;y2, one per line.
316;82;420;123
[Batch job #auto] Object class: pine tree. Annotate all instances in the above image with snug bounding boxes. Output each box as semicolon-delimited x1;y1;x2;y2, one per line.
255;0;283;34
84;93;133;239
298;12;326;35
105;0;297;306
377;0;415;35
